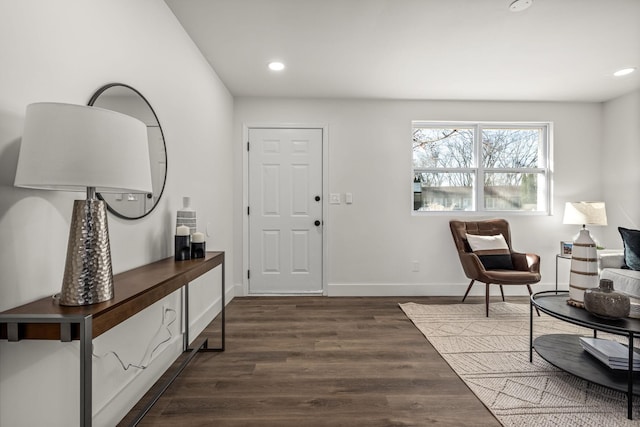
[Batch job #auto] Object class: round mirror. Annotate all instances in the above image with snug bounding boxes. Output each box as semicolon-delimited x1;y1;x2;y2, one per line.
88;83;167;219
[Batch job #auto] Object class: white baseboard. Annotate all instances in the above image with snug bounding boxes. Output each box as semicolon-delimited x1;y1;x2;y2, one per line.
231;282;245;297
327;282;558;297
231;281;559;298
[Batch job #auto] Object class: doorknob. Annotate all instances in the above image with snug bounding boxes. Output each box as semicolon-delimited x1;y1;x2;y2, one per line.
315;195;321;202
314;220;321;226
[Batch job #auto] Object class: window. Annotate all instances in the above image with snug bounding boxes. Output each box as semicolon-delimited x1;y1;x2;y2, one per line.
412;121;550;213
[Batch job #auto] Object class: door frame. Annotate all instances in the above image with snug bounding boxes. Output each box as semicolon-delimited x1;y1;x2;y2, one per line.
242;123;329;296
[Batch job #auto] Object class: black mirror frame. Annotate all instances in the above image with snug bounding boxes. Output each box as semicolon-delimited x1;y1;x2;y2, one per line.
88;83;168;220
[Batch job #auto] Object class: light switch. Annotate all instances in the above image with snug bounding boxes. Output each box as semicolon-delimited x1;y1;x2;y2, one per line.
329;193;341;204
345;193;353;204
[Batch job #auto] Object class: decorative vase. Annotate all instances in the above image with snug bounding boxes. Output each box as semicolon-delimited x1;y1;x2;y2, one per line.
176;196;197;235
584;279;630;319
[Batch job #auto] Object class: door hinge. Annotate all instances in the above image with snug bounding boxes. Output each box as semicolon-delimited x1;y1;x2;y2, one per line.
247;206;250;215
247;270;250;279
247;141;250;151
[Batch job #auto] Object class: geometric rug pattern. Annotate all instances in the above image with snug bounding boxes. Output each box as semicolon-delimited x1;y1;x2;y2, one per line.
399;302;640;427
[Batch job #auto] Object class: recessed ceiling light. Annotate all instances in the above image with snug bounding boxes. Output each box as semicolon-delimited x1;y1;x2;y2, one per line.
613;67;636;77
509;0;532;12
268;62;285;71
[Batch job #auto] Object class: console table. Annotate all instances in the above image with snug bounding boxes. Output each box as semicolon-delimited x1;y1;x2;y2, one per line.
530;290;640;420
0;251;225;427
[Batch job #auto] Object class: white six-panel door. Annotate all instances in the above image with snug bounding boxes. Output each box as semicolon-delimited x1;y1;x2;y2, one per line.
248;128;323;294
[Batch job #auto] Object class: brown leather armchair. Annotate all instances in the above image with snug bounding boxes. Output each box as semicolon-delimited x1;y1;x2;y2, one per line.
449;219;541;316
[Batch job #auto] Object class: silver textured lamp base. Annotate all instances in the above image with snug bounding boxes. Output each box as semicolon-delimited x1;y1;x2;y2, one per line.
58;199;114;306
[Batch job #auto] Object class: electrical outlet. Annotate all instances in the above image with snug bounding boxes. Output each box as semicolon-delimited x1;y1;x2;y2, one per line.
412;261;420;272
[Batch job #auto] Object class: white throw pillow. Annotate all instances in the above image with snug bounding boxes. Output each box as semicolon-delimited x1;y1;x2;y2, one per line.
465;233;513;270
465;233;509;252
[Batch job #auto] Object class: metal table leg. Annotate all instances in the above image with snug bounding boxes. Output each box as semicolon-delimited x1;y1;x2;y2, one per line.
80;315;93;427
628;332;634;420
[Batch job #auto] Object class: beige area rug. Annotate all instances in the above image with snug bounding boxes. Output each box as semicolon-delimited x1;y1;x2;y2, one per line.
399;302;640;427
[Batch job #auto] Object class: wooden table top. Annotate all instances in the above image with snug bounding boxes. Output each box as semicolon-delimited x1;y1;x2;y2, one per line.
0;252;224;340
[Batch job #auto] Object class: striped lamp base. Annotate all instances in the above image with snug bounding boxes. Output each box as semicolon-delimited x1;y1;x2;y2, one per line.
568;229;598;307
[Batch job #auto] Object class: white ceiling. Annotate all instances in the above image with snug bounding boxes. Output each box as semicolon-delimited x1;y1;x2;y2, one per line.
165;0;640;102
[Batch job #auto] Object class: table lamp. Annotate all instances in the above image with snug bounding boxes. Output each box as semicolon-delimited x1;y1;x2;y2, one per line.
562;201;607;307
14;102;152;305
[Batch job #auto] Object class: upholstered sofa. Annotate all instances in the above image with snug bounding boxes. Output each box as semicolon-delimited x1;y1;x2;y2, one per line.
599;251;640;318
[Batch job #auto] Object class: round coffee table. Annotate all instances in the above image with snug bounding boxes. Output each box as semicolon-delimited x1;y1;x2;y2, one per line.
530;290;640;420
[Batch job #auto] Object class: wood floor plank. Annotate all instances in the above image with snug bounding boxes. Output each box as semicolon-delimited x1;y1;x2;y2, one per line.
120;296;510;426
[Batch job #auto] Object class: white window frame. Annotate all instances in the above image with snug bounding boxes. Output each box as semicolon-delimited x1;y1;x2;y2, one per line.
411;120;552;215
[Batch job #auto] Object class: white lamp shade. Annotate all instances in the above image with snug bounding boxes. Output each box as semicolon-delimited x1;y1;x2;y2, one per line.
562;201;607;226
14;102;152;194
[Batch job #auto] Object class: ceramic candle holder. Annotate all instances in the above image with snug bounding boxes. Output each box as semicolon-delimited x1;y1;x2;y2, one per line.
191;241;206;259
175;235;191;261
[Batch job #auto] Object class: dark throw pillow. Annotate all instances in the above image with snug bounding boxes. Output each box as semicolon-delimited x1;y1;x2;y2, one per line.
465;233;514;270
618;227;640;271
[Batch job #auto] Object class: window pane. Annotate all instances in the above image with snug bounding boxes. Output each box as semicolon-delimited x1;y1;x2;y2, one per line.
483;172;544;211
411;121;550;214
481;128;540;168
414;172;473;211
413;128;474;168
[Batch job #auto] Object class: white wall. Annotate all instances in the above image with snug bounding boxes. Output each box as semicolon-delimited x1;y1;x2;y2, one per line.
0;1;234;426
234;98;610;296
601;89;640;246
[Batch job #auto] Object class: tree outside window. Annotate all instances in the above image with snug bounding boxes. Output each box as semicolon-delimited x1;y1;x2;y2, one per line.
412;122;550;213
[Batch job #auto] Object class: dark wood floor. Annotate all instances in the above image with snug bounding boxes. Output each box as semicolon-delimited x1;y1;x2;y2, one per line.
120;296;513;426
